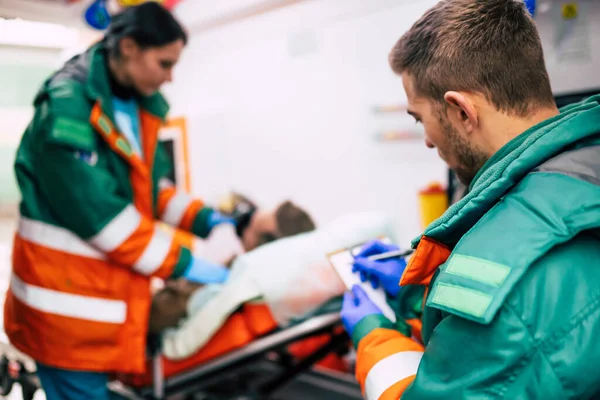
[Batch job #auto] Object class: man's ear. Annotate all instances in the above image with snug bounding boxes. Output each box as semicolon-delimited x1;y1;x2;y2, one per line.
444;91;479;134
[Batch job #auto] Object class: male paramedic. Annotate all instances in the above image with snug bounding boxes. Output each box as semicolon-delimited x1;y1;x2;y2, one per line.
3;3;235;399
341;0;600;398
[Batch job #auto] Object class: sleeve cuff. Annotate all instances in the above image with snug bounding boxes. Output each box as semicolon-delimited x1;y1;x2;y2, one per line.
191;207;214;238
170;246;193;279
351;314;396;348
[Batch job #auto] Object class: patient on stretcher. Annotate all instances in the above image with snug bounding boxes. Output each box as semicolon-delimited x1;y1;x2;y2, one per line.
149;207;399;365
150;197;316;333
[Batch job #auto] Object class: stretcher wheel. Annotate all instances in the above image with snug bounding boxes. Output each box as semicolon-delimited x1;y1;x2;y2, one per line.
0;357;14;396
21;383;36;400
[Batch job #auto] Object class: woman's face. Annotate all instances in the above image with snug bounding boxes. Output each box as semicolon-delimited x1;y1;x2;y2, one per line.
120;37;185;96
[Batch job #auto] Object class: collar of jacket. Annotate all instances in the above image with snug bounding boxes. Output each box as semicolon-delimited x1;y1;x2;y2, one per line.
400;96;600;325
84;44;170;123
414;95;600;250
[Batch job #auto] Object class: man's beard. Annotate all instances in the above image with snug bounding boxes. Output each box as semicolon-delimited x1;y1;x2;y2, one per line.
439;115;488;186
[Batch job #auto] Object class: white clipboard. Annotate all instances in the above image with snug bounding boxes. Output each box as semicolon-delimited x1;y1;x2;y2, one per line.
327;238;397;323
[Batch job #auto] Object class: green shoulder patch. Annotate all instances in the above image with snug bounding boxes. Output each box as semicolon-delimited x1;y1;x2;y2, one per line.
49;116;96;151
426;256;508;324
43;79;96;151
445;254;510;287
427;170;600;325
46;80;92;122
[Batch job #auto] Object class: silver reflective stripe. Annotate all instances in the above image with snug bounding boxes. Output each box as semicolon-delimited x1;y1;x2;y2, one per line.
89;205;141;252
162;192;193;227
534;145;600;186
159;178;175;190
10;274;127;324
365;351;423;400
133;226;173;275
18;217;104;260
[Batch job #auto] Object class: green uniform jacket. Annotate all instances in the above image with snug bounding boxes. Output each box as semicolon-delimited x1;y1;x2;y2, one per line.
4;44;215;373
16;44;214;250
353;96;600;399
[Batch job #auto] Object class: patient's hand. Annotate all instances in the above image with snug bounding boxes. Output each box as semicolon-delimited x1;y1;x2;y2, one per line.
149;279;204;334
165;278;203;295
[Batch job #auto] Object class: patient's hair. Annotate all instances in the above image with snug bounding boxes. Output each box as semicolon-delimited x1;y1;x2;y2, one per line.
389;0;555;117
254;201;315;246
275;201;316;238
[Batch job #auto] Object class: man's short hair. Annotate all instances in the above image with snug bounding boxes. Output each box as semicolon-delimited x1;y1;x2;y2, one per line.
255;201;316;246
389;0;555;116
275;201;316;238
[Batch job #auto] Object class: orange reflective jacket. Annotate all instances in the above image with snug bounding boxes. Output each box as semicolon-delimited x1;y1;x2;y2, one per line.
4;45;212;374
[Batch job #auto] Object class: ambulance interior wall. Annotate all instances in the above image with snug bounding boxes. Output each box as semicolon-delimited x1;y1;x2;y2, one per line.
164;0;600;246
0;45;60;242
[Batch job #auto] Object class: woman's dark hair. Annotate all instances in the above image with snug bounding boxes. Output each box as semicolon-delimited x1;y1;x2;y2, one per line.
103;2;187;58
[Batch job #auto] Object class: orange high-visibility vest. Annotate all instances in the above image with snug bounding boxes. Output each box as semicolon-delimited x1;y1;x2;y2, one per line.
4;45;210;374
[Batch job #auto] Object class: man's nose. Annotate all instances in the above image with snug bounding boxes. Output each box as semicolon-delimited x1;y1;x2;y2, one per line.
425;137;435;149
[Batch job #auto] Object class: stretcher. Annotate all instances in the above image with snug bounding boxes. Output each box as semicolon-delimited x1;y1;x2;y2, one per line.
0;305;362;400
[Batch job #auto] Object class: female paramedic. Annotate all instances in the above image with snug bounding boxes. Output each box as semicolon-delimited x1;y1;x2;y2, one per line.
3;3;234;399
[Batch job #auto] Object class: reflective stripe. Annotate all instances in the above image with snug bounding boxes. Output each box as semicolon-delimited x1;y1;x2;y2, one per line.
18;217;104;260
10;274;127;324
159;178;174;190
162;191;193;227
365;351;423;400
133;225;174;275
89;205;141;252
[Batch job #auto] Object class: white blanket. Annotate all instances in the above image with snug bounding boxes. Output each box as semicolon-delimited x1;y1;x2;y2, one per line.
162;211;398;360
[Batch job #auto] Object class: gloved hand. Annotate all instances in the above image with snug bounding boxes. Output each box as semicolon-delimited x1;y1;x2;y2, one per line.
183;256;230;285
341;285;384;336
207;210;236;232
352;240;407;298
216;192;257;238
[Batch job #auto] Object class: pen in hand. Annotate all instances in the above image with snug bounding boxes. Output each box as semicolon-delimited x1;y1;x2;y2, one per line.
347;247;414;263
367;248;414;261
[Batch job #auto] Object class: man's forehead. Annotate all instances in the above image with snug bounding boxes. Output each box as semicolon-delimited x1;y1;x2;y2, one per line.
401;72;417;98
401;72;421;109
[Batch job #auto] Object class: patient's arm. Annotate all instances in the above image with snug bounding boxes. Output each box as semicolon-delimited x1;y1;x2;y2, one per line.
224;255;238;269
149;279;203;334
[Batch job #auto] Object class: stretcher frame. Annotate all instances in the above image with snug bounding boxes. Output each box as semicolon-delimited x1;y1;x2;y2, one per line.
0;313;362;400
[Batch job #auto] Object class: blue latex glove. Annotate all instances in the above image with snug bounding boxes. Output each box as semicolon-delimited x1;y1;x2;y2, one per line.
352;240;407;298
207;210;236;232
183;256;230;284
341;285;384;336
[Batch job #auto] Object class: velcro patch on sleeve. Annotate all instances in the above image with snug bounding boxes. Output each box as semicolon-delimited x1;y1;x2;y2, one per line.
429;283;492;319
444;254;511;287
426;254;513;324
49;116;96;151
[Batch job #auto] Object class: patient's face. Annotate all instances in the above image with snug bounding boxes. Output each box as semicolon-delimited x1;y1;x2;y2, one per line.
241;209;278;251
